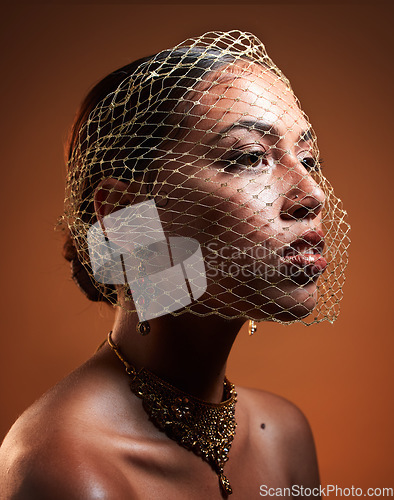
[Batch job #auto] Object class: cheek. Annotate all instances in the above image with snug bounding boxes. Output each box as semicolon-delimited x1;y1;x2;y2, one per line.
152;165;290;270
156;176;276;244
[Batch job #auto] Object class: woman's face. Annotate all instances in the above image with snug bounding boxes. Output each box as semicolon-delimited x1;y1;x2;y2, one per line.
149;66;327;322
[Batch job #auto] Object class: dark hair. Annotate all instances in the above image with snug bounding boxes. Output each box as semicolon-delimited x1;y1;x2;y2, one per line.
63;46;252;303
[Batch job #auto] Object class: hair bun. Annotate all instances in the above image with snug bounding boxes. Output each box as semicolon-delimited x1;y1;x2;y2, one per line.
63;231;113;303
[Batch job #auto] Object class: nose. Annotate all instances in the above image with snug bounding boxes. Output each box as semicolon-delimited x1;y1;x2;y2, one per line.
280;164;325;221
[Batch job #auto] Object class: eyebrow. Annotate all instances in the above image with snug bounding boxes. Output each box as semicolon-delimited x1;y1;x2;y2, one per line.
299;128;313;143
218;119;279;137
216;119;313;144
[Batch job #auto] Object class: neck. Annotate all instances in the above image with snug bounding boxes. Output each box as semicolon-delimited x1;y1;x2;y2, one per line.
109;309;246;403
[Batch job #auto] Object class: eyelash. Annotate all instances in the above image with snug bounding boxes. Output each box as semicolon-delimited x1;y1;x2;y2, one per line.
300;156;324;172
221;149;324;174
222;150;269;173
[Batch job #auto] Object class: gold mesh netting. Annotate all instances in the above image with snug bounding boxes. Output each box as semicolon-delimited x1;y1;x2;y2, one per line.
62;30;350;325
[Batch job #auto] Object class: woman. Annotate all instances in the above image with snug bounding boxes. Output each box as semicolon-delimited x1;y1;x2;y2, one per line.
0;31;349;498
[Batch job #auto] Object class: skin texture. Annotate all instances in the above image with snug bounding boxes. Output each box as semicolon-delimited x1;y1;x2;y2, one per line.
0;67;322;498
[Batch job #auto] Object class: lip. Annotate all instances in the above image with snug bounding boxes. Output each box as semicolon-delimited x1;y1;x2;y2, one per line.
279;229;327;278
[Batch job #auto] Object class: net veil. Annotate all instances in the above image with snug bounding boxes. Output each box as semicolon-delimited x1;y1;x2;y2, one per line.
63;30;350;325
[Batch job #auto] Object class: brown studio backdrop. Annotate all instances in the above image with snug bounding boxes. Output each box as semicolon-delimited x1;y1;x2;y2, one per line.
0;2;393;490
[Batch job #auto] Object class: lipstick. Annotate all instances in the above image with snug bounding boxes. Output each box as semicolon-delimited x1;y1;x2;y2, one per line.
280;229;328;278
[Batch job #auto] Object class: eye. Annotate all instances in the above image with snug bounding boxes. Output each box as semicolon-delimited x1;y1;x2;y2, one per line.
244;152;266;168
223;150;269;173
300;156;323;172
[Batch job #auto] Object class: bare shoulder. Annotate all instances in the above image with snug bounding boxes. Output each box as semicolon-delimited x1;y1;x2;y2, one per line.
237;385;314;435
0;434;133;500
0;357;138;499
236;386;320;487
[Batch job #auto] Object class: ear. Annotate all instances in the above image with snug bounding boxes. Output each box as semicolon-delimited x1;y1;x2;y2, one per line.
94;178;134;228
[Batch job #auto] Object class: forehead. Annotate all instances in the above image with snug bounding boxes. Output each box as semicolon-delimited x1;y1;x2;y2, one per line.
184;66;310;141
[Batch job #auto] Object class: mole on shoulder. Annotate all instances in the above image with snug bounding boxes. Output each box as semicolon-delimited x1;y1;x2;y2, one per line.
260;423;266;430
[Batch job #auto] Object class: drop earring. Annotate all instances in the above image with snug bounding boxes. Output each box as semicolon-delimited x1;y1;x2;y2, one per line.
248;320;257;336
136;321;150;336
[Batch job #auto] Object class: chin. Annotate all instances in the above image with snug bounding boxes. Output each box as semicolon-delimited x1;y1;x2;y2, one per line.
246;278;319;323
177;276;320;322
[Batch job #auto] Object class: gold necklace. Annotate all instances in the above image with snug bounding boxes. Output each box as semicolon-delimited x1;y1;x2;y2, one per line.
107;331;237;496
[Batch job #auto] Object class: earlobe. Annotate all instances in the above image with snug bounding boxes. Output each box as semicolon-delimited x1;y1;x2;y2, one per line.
94;178;133;225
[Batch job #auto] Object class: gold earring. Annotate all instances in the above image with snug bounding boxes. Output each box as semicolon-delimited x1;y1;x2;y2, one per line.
248;320;257;336
136;321;150;336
